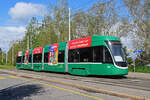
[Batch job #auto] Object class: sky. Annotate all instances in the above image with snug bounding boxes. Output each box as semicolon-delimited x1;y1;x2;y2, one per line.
0;0;99;52
0;0;133;54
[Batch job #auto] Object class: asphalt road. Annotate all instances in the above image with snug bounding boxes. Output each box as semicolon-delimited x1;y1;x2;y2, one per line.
0;72;129;100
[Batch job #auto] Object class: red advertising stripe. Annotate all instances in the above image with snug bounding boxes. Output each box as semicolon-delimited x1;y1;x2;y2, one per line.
17;51;22;56
25;49;29;56
17;52;19;56
33;47;43;54
69;36;91;49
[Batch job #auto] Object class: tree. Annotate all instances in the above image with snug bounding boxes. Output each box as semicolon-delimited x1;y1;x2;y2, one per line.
124;0;150;65
7;0;150;66
50;0;69;42
25;17;39;49
71;11;89;39
135;51;150;66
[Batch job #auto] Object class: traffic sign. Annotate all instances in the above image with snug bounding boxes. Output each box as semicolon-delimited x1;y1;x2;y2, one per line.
129;49;143;53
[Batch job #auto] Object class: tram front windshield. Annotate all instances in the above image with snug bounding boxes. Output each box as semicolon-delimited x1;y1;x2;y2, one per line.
107;41;127;67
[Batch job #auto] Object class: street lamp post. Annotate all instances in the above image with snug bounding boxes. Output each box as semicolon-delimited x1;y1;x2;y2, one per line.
1;51;3;63
69;8;71;41
6;52;7;64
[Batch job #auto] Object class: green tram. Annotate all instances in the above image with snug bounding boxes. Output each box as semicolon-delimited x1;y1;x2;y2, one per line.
16;35;128;76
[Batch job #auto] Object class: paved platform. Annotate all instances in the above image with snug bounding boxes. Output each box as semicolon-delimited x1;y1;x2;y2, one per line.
127;72;150;80
1;72;128;100
0;69;150;100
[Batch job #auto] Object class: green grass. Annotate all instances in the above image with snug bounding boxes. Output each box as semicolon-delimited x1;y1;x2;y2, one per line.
0;65;16;70
129;66;150;73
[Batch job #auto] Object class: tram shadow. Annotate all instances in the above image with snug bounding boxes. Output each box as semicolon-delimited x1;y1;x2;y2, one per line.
88;75;127;79
18;69;127;79
0;83;44;100
43;71;67;75
42;71;127;79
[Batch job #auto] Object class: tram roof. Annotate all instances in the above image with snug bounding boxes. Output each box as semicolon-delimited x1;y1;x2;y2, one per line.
91;35;120;41
21;35;119;53
44;42;66;48
43;35;119;48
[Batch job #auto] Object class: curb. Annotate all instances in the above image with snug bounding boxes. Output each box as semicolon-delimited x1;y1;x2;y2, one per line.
0;69;150;100
127;76;150;80
126;72;150;80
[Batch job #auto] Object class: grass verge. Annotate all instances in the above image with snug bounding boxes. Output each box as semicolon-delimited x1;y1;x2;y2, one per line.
0;65;16;70
129;66;150;73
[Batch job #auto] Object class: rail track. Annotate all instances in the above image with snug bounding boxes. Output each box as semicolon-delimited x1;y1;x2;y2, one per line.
12;69;150;91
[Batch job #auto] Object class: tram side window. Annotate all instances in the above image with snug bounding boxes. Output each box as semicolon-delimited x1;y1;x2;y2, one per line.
58;50;65;62
68;49;80;62
33;54;42;63
17;57;22;63
68;46;113;63
93;46;103;62
29;55;32;63
68;47;92;62
103;47;113;64
44;53;49;63
23;56;25;63
80;47;93;62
